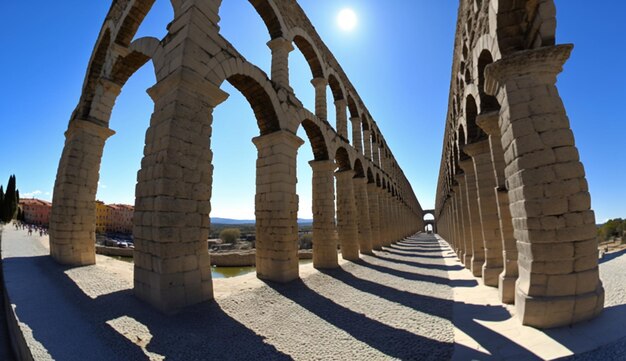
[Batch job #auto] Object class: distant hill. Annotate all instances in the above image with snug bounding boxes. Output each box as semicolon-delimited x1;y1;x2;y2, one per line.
211;217;313;225
211;217;254;225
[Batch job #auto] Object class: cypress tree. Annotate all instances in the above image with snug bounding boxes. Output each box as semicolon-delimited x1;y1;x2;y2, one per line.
3;175;17;222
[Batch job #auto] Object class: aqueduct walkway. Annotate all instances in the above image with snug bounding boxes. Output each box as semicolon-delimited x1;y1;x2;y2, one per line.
3;227;626;360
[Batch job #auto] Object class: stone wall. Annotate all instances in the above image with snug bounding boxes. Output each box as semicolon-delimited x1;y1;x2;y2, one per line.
434;0;603;328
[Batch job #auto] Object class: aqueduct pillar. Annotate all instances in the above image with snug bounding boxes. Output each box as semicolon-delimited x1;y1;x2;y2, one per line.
133;68;227;312
476;110;518;304
459;160;485;277
353;177;373;254
455;174;473;267
50;120;115;266
335;170;360;260
464;140;504;287
311;78;328;122
377;187;389;247
253;130;304;283
367;182;382;250
310;160;338;269
485;45;604;328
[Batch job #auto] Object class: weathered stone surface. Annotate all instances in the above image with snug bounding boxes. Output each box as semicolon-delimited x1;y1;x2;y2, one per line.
435;1;602;328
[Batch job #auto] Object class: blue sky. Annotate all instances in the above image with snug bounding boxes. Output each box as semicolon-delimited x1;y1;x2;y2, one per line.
0;1;624;222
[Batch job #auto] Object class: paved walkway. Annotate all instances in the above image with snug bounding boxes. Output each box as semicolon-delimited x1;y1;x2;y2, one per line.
1;227;626;360
0;226;16;360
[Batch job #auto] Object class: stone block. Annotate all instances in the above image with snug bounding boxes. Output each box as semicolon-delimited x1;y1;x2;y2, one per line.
545;273;577;296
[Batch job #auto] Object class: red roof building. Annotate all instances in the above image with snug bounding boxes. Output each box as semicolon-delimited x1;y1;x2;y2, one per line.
19;198;52;226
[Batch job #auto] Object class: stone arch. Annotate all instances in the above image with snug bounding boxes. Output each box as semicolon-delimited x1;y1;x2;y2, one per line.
299;119;330;161
346;95;360;119
110;37;160;87
335;147;351;171
248;0;288;39
495;0;556;55
366;168;375;184
456;123;470;163
50;29;165;269
353;159;365;178
464;94;485;143
327;73;345;101
225;74;281;135
115;0;157;46
361;115;370;132
290;30;324;78
210;59;284;135
327;72;348;138
77;29;112;120
476;49;500;112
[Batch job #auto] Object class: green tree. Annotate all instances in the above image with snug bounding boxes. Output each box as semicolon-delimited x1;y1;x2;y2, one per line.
219;228;241;244
299;233;313;249
2;175;18;222
599;218;626;241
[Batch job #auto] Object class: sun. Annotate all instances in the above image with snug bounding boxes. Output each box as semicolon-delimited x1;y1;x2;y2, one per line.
337;8;357;31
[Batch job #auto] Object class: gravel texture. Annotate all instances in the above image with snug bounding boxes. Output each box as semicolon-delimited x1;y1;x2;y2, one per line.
1;229;454;360
559;249;626;361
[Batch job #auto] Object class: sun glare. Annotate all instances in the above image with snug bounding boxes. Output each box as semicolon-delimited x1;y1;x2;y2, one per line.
337;8;357;31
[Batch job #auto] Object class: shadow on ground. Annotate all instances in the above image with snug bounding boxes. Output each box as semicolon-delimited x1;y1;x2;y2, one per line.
7;232;622;360
600;248;626;264
4;255;290;361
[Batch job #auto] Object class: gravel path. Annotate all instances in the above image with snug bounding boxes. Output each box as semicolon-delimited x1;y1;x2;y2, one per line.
559;249;626;361
1;230;454;360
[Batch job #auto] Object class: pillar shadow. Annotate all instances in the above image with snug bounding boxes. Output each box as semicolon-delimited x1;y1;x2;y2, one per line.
3;255;291;361
386;247;449;254
355;258;477;288
321;266;540;360
372;254;464;271
379;249;455;259
264;279;454;361
390;243;446;250
452;302;542;361
318;267;452;318
600;248;626;264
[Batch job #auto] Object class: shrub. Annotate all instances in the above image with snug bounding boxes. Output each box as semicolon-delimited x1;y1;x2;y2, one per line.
219;228;241;244
299;233;313;249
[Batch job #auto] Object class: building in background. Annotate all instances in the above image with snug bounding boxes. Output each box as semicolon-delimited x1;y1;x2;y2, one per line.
95;200;109;233
108;204;133;234
19;198;52;226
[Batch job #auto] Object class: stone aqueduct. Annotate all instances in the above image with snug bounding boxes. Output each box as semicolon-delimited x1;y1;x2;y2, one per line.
435;0;603;328
48;0;605;329
49;0;424;313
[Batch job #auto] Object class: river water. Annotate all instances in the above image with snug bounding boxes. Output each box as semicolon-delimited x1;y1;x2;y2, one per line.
111;256;313;278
